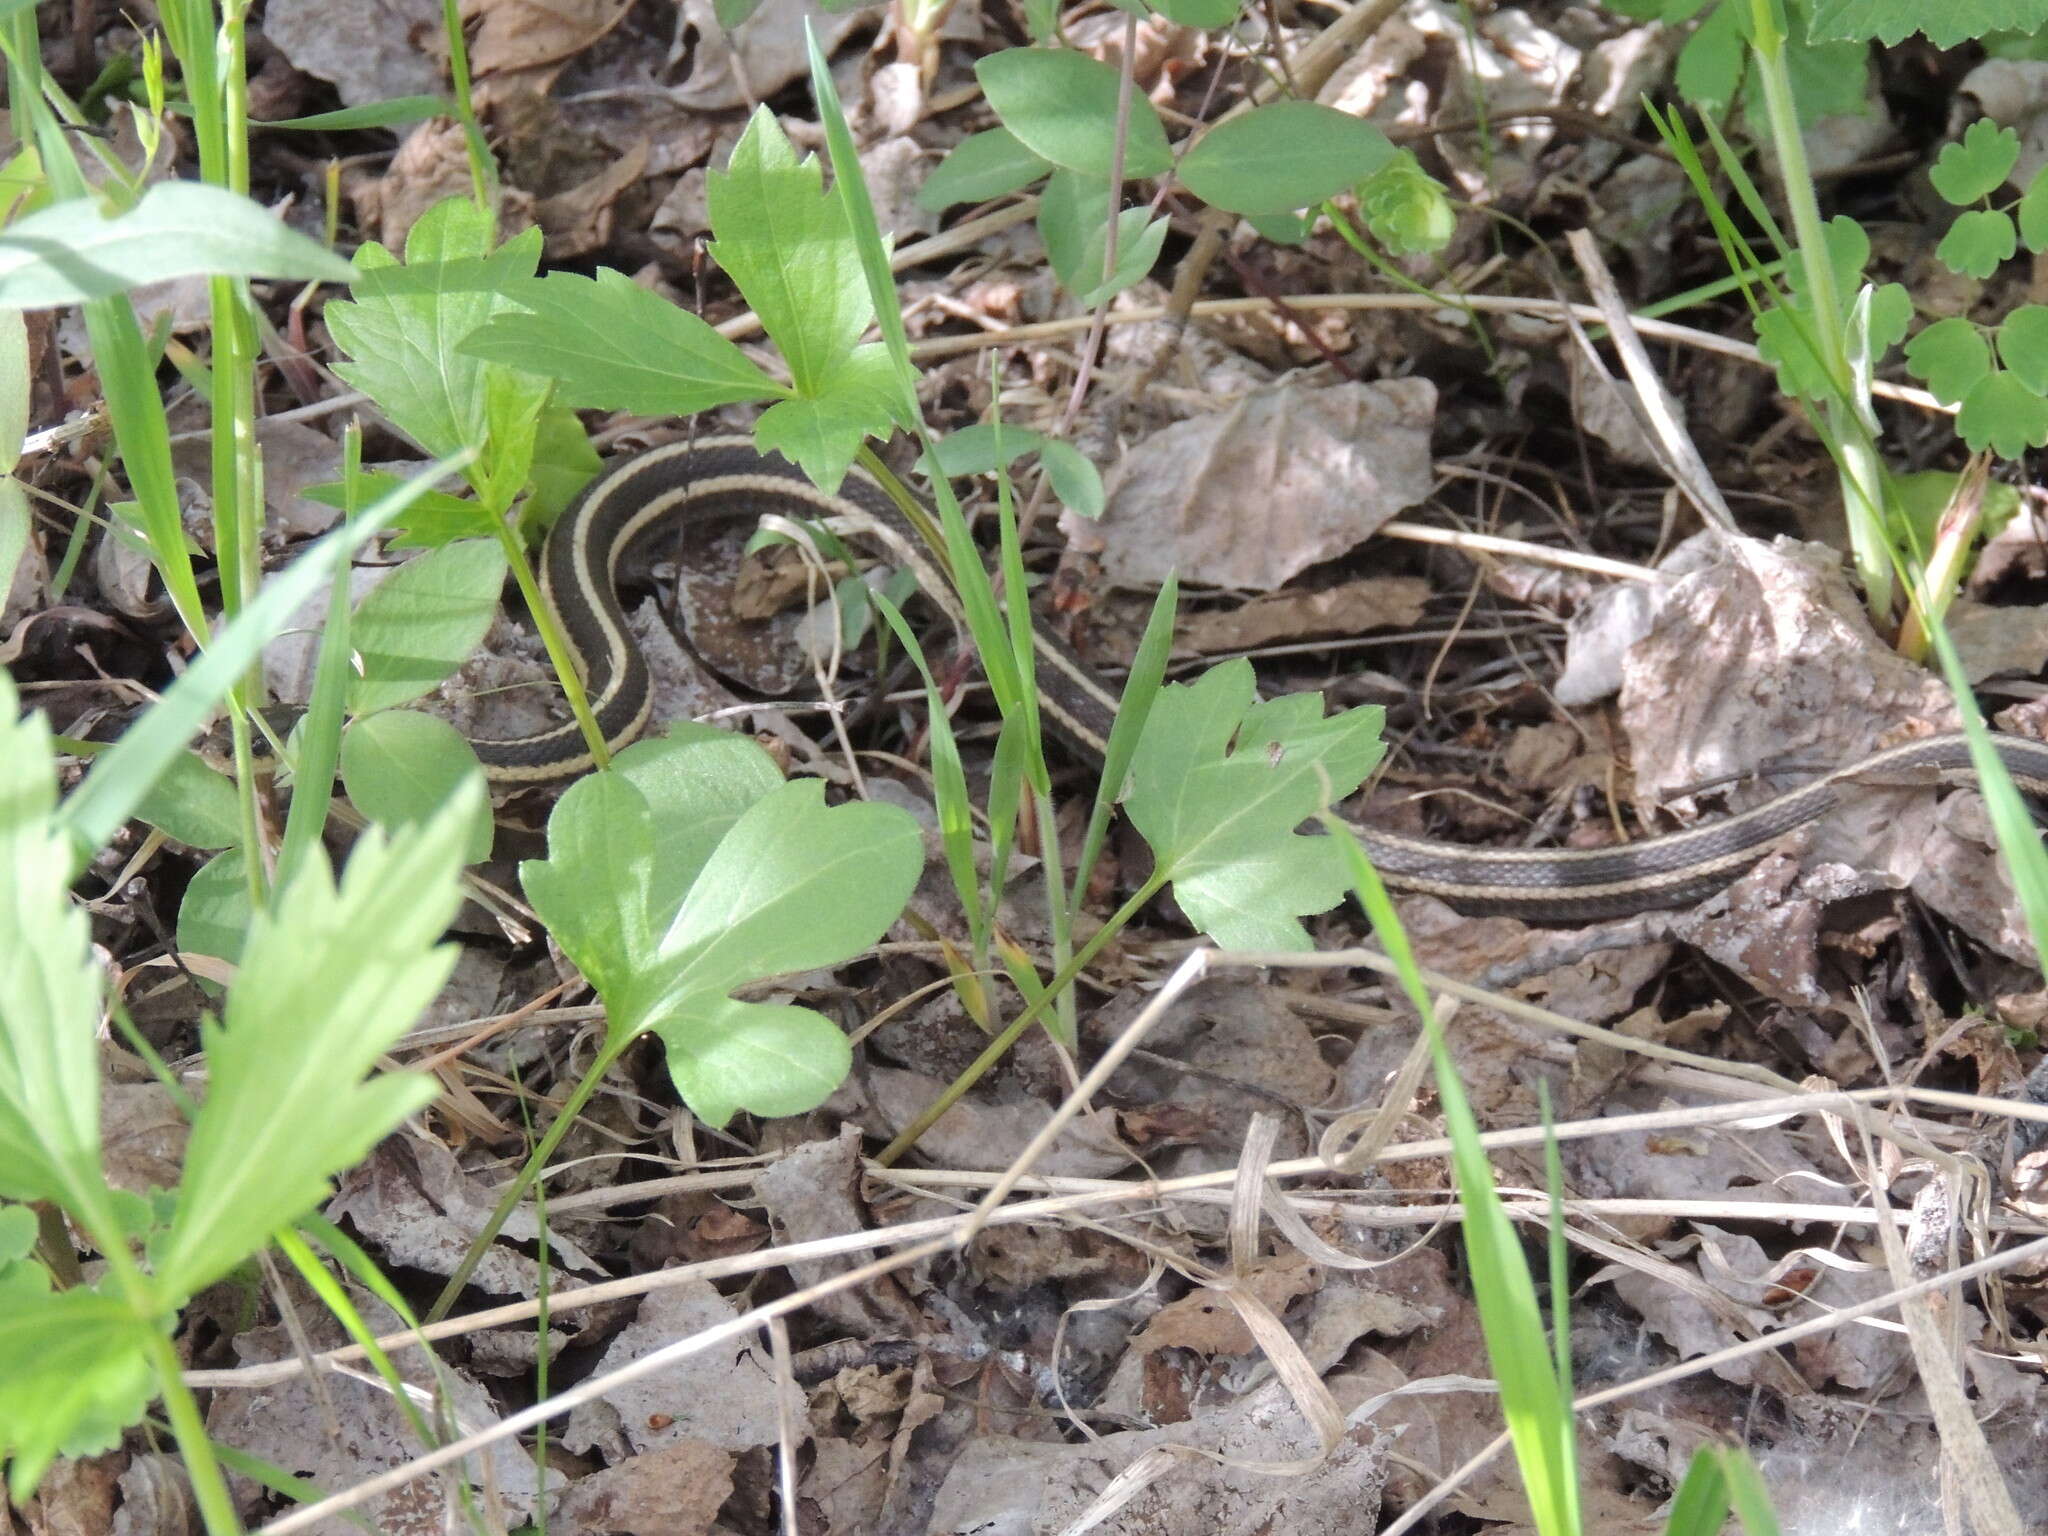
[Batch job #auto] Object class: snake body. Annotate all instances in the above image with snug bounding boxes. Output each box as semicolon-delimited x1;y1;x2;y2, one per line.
470;438;2048;920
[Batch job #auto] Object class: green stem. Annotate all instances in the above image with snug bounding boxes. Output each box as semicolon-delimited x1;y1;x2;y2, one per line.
1748;0;1892;621
497;521;612;773
424;1031;632;1323
144;1328;244;1536
874;871;1166;1166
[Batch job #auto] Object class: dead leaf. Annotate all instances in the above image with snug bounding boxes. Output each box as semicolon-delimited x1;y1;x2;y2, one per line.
1136;1252;1323;1356
1088;377;1437;591
1176;576;1430;655
552;1440;734;1536
533;136;650;258
264;0;445;106
467;0;632;76
669;0;880;111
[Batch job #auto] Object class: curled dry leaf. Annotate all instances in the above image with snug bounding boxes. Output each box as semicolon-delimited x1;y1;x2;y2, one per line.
264;0;445;107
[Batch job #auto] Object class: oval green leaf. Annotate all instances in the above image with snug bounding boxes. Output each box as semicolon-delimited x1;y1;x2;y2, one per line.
975;49;1172;181
347;538;508;715
1179;103;1394;215
917;128;1051;212
339;709;493;864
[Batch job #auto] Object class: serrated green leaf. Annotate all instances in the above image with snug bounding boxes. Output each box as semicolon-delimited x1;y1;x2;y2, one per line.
707;106;872;398
1808;0;2048;48
0;1289;159;1504
1999;304;2048;393
133;750;242;849
1938;208;2019;279
1904;316;1992;406
460;267;780;417
754;377;894;492
347;539;508;715
975;48;1172;181
326;199;544;465
1125;660;1385;951
2020;164;2048;252
1180;103;1393;215
1930;119;2021;205
916;128;1050;212
339;710;492;864
153;787;477;1300
0;181;354;308
641;779;922;1126
0;677;109;1218
1957;369;2048;458
303;474;495;546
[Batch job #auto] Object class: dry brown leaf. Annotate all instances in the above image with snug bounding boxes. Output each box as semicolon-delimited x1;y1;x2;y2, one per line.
1176;575;1429;655
468;0;632;76
668;0;879;111
533;135;650;258
264;0;445;106
1088;377;1436;591
552;1440;735;1536
1136;1252;1324;1357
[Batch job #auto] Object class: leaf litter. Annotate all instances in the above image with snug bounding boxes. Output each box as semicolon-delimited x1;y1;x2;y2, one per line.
17;1;2048;1533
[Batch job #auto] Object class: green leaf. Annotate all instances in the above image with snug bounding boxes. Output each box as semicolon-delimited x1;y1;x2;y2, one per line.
2019;164;2048;252
753;345;904;491
133;750;242;849
1930;119;2021;206
0;676;110;1220
1938;208;2019;279
1150;0;1239;27
1903;316;1992;406
1179;103;1393;215
176;847;254;968
1673;0;1745;111
706;106;873;398
1358;149;1456;256
1957;369;2048;458
325;199;545;464
932;423;1104;519
644;779;922;1125
153;786;478;1301
1124;660;1385;951
255;96;452;131
460;267;780;417
1245;211;1312;244
0;181;354;308
0;1289;159;1504
304;472;498;547
1038;168;1166;305
1808;0;2048;48
917;128;1050;212
60;468;459;864
1998;304;2048;393
975;48;1172;181
347;538;508;715
339;710;493;864
523;404;605;529
0;309;26;467
522;727;786;996
1039;439;1105;518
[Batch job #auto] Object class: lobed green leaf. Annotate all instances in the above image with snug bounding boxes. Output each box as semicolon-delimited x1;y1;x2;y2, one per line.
1929;118;2021;206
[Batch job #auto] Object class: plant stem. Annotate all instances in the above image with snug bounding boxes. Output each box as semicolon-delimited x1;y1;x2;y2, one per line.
424;1031;633;1323
874;871;1166;1166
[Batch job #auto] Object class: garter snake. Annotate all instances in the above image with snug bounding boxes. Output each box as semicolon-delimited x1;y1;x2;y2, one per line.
470;436;2048;921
